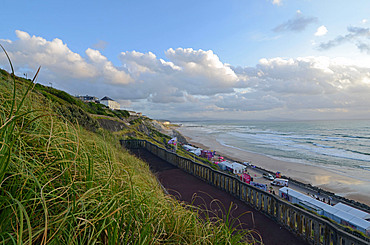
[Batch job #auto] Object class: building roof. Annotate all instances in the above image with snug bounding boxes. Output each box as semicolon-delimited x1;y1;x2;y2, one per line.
349;216;370;230
334;202;370;220
299;201;323;212
76;95;99;100
232;162;247;170
183;145;197;151
219;161;246;170
101;96;115;101
279;187;370;231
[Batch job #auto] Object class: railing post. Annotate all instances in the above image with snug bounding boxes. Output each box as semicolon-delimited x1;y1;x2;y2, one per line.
282;205;287;226
297;213;303;237
306;219;312;242
274;199;279;219
264;196;268;213
313;220;320;244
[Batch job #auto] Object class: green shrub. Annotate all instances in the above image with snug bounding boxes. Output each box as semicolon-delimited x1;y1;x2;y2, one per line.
113;109;130;118
129;118;142;125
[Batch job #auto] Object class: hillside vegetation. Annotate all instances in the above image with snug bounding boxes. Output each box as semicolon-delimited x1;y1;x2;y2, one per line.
0;56;256;243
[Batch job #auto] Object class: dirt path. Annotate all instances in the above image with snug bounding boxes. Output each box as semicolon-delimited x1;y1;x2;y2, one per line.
130;149;308;245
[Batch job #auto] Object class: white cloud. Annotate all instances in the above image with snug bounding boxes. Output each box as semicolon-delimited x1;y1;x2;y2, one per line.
215;93;284;111
86;48;132;85
12;30;96;78
220;56;370;120
1;31;370;120
164;48;238;88
124;55;370;119
118;48;239;102
0;30;133;86
315;25;328;36
120;50;179;74
272;0;282;6
237;56;370;93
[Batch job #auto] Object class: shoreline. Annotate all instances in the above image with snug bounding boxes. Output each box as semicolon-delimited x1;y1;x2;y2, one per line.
176;126;370;206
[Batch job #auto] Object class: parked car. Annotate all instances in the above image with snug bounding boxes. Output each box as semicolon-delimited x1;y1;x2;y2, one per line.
263;173;275;180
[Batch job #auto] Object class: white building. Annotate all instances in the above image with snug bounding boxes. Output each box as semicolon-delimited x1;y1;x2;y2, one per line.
334;202;370;221
279;187;370;236
183;145;197;152
127;111;142;117
76;95;99;103
100;96;120;110
218;161;246;174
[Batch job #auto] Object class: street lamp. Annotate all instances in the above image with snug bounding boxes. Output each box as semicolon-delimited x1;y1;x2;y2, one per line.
286;189;289;201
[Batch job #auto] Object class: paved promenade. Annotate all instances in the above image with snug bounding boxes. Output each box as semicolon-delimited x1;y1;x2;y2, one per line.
130;148;309;245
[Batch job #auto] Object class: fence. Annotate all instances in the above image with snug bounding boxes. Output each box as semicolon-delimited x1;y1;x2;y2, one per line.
121;139;368;245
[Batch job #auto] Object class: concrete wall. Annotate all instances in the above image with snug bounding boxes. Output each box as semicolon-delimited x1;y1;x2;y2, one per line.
101;99;120;110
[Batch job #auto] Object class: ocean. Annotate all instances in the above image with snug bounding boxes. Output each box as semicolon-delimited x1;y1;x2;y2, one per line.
178;120;370;182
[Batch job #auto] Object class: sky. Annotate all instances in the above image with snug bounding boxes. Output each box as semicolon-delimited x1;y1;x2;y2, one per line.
1;0;370;121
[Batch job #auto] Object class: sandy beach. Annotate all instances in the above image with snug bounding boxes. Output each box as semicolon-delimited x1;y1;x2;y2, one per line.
177;126;370;206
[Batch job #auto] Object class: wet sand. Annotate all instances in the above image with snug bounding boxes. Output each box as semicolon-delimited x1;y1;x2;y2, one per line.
177;126;370;206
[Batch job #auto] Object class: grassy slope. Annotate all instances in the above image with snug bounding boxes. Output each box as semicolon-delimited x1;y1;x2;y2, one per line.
0;68;255;244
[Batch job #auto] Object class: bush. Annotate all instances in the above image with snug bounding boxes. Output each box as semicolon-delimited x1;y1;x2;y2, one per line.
113;109;130;118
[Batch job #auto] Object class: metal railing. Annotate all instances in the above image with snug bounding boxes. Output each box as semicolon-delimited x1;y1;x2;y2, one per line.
121;139;369;245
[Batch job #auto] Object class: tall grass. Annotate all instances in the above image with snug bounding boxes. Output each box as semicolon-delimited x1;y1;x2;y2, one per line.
0;48;258;244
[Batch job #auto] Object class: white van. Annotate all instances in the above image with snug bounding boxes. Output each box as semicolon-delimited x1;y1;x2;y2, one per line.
271;178;289;187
